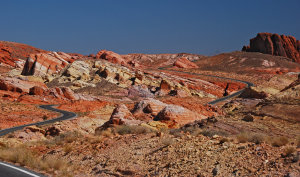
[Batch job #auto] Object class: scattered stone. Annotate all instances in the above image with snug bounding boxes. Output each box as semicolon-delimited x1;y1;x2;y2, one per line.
242;114;254;122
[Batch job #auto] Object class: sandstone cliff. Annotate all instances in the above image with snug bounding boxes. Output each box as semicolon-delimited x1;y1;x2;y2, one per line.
242;33;300;64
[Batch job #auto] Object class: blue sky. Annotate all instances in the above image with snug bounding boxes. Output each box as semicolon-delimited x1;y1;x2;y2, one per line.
1;0;299;55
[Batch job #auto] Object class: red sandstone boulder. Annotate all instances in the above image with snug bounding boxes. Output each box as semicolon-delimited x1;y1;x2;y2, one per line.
0;77;47;93
29;86;47;95
239;87;268;99
132;98;168;116
104;104;143;127
95;50;127;66
173;57;199;69
61;87;78;100
242;33;300;64
156;105;206;128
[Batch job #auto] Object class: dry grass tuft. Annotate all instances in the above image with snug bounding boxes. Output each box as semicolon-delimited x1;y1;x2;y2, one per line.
0;146;69;173
271;136;289;147
283;146;296;157
0;146;37;167
96;129;113;138
236;132;266;144
63;144;73;154
297;136;300;148
161;137;174;146
116;125;154;135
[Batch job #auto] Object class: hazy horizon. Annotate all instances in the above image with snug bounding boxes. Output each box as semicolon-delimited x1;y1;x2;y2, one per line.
1;0;299;56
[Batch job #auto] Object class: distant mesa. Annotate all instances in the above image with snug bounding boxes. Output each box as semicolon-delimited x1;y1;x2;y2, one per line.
242;32;300;64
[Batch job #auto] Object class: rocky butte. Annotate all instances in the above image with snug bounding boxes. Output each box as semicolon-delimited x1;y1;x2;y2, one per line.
242;32;300;64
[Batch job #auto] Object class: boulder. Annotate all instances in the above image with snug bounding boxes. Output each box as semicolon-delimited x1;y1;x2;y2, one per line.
239;86;268;99
242;33;300;64
132;98;168;116
61;87;78;100
45;126;61;136
29;86;47;95
0;77;47;93
173;57;199;69
96;50;127;66
156;105;206;127
127;85;154;98
48;87;79;100
242;114;254;122
63;60;91;81
106;104;142;126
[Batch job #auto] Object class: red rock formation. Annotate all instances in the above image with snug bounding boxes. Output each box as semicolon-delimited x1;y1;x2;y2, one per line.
0;41;47;67
156;105;206;128
21;52;76;77
173;57;198;69
242;33;300;64
61;87;78;100
29;86;47;96
95;50;127;66
132;98;168;116
100;104;143;129
122;53;204;68
0;77;47;93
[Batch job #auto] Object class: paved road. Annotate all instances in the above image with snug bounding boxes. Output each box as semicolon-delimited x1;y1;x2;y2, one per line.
0;105;77;136
0;105;77;177
158;66;254;105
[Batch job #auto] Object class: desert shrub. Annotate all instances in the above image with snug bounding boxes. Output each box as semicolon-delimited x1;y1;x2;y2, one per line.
283;146;296;157
63;144;73;154
41;156;68;171
161;137;174;146
169;129;184;138
116;125;154;135
219;137;229;144
96;129;113;137
88;136;104;144
42;115;48;120
0;146;37;167
44;131;82;146
0;145;71;174
271;136;289;147
236;132;249;143
248;134;265;144
201;129;228;138
236;132;266;144
297;136;300;148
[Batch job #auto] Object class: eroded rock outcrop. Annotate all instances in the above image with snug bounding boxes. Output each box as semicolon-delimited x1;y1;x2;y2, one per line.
0;41;46;67
0;77;47;93
156;105;205;127
95;50;128;66
239;86;268;99
99;98;207;130
242;33;300;64
173;57;198;69
21;52;77;77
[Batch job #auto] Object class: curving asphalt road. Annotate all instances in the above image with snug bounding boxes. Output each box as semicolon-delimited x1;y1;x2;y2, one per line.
0;65;253;176
0;105;77;177
158;66;254;105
